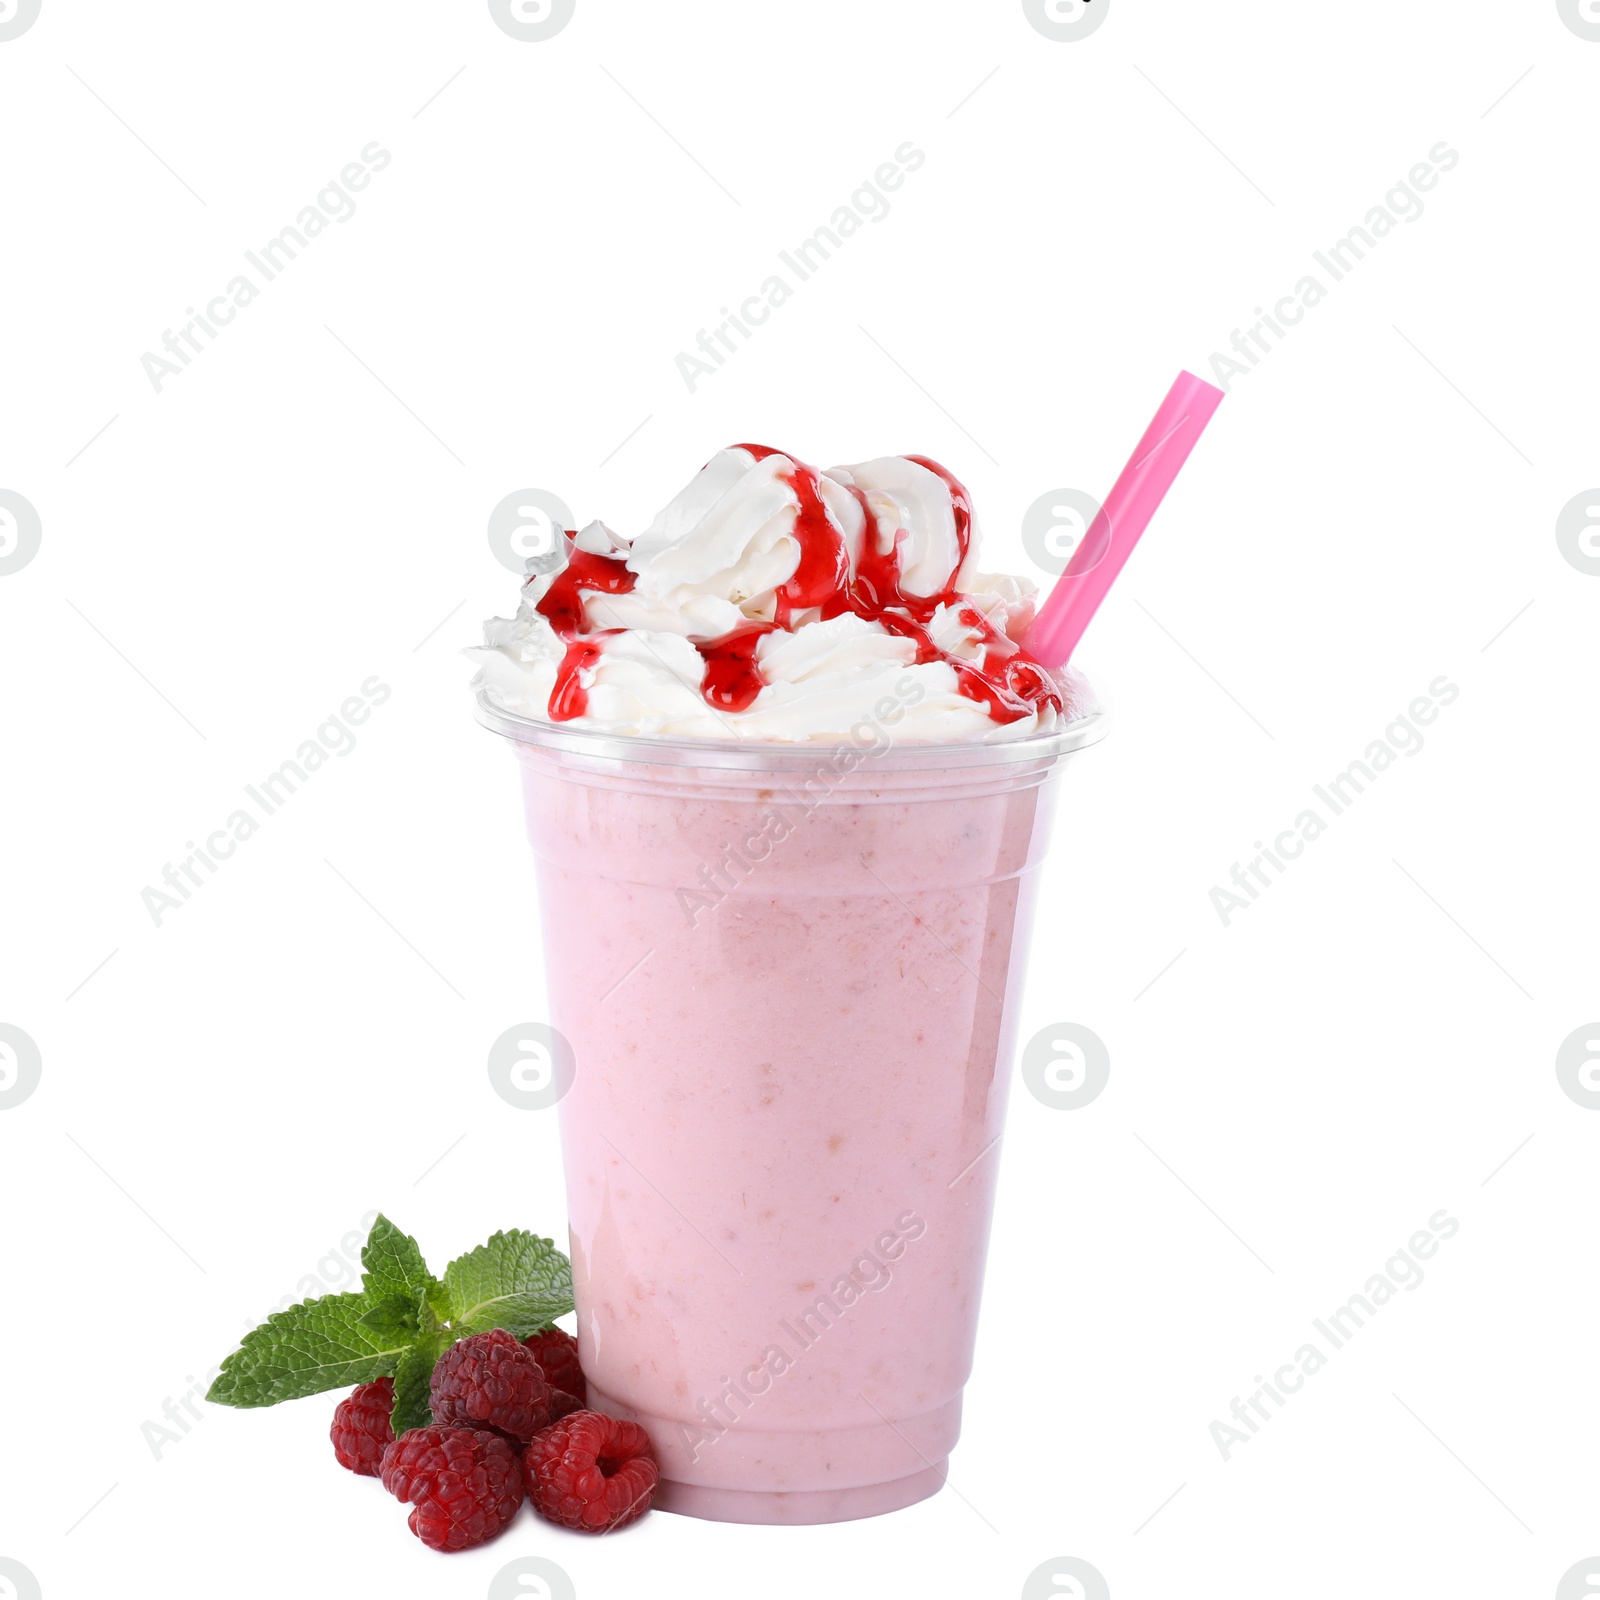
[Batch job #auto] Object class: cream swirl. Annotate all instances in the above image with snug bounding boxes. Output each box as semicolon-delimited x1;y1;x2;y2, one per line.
469;445;1085;743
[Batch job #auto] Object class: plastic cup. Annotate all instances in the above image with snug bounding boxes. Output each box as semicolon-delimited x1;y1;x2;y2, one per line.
478;696;1105;1524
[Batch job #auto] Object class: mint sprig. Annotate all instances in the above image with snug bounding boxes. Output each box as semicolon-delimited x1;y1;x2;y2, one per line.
206;1215;573;1436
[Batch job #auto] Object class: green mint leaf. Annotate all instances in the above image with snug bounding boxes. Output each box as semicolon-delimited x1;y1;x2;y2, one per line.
358;1292;420;1341
360;1215;439;1307
416;1287;445;1336
391;1328;450;1436
424;1280;453;1326
207;1292;411;1408
442;1230;574;1339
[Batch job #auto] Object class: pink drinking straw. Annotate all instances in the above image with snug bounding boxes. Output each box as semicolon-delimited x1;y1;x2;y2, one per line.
1024;370;1225;668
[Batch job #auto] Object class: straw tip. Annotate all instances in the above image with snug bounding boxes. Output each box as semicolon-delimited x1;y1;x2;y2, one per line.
1176;369;1226;403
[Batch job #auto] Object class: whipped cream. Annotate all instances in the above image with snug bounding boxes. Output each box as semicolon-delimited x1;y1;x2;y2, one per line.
470;446;1088;743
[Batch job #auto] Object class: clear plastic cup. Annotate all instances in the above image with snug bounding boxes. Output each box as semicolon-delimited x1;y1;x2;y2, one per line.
478;694;1105;1524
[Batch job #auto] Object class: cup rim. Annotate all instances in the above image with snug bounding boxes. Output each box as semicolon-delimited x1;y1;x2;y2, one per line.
474;690;1109;771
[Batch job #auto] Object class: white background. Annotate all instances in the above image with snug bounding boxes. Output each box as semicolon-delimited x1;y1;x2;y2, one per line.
2;2;1597;1597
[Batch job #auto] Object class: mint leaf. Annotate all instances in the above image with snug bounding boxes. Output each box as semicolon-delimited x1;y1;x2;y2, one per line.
391;1327;450;1436
207;1293;410;1408
358;1292;420;1341
442;1230;573;1338
389;1291;447;1434
361;1215;439;1306
424;1280;453;1325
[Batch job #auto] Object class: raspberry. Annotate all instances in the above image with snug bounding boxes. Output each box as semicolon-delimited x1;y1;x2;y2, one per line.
330;1376;395;1476
547;1388;585;1423
522;1410;659;1533
523;1327;586;1403
430;1330;551;1442
379;1426;524;1552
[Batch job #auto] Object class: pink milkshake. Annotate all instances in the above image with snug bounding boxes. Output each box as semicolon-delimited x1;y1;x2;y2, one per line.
473;445;1105;1522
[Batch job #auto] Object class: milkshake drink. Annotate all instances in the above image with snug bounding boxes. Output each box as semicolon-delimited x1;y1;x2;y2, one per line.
472;446;1104;1523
